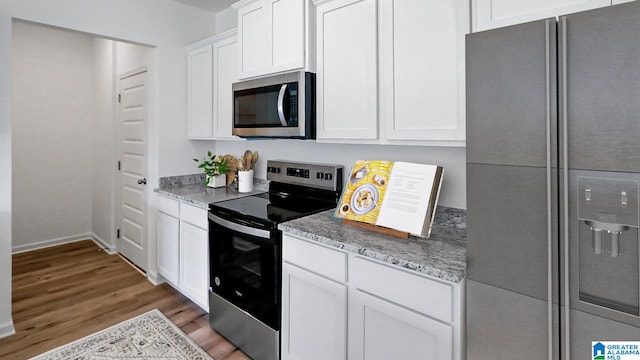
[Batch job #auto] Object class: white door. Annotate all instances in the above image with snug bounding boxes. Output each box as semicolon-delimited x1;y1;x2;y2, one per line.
281;262;347;360
118;70;148;271
315;0;378;140
349;290;453;360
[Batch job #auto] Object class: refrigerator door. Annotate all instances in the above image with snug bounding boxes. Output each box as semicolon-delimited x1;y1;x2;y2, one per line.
466;18;559;360
560;2;640;174
559;2;640;358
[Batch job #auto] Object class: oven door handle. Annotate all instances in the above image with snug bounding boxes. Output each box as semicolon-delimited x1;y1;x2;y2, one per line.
209;213;271;239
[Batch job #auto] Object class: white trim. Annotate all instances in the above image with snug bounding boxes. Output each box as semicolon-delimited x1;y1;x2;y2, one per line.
11;234;114;254
91;233;116;254
0;320;15;339
147;272;165;286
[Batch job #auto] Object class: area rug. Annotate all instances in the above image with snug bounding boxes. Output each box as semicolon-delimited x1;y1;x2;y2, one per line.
30;309;213;360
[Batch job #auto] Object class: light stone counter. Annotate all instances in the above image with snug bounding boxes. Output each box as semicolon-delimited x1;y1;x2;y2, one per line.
279;207;466;283
154;173;268;208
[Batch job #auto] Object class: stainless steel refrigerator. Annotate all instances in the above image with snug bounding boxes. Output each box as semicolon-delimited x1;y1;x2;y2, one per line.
466;2;640;359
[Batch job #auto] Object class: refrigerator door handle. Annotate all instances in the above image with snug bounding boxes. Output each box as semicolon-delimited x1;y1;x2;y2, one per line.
560;15;571;360
544;18;554;360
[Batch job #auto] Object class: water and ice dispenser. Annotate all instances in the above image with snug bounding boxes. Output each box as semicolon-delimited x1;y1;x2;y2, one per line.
577;176;640;316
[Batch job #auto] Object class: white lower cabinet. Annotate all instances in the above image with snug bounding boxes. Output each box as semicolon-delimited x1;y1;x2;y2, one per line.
281;233;464;360
179;221;209;310
282;263;347;360
156;195;209;311
157;211;180;285
349;290;453;360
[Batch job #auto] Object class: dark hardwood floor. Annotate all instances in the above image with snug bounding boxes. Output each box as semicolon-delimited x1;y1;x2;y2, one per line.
0;240;250;360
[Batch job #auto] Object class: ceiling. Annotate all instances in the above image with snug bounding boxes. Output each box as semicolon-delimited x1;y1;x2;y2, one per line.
173;0;236;13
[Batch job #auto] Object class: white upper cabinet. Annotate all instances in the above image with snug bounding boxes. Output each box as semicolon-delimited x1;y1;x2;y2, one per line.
380;0;468;144
314;0;378;140
187;44;213;139
314;0;467;145
233;0;313;79
187;30;243;140
472;0;612;32
212;30;241;140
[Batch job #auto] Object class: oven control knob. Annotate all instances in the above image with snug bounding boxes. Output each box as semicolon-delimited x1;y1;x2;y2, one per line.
214;277;221;286
316;172;323;179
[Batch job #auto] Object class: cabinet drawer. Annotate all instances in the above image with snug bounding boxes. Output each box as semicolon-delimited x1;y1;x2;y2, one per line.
283;234;347;283
180;202;208;229
157;195;179;217
352;256;453;323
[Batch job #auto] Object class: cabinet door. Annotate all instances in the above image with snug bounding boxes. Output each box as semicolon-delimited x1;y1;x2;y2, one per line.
212;32;241;140
380;0;468;142
268;0;305;72
187;44;213;139
315;0;378;140
238;0;268;78
349;290;453;360
157;211;179;285
472;0;611;32
282;262;347;360
180;221;209;311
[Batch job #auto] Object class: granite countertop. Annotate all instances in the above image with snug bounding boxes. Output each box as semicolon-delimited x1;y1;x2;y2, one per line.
154;173;268;208
278;207;466;283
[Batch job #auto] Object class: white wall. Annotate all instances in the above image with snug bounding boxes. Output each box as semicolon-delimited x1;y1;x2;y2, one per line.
92;37;115;249
214;140;466;209
12;21;94;251
0;0;217;338
215;6;237;34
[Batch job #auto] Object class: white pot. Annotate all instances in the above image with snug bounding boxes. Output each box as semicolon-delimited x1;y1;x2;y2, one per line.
206;174;227;188
238;170;254;193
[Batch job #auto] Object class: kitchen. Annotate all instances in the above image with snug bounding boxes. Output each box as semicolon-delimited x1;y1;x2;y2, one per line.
1;0;639;359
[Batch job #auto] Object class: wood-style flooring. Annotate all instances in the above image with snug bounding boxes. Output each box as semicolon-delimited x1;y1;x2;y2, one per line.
0;240;250;360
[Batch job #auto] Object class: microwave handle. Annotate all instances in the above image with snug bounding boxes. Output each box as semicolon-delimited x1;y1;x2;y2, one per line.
277;84;288;127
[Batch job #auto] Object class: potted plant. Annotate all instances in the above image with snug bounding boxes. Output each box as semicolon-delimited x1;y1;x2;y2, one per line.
193;151;231;188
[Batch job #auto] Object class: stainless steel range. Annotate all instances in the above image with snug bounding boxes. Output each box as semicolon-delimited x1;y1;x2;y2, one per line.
208;160;343;360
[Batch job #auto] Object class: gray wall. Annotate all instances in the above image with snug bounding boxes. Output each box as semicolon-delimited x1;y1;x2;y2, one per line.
12;21;94;251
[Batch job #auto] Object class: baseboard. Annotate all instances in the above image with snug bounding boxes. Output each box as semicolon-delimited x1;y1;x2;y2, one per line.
11;233;118;255
0;320;15;339
11;233;95;254
90;233;116;254
147;272;166;286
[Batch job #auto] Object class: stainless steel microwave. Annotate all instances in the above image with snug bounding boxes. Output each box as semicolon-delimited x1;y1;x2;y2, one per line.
232;71;315;139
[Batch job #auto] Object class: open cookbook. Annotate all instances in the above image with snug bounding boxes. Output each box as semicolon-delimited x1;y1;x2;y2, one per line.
334;160;444;238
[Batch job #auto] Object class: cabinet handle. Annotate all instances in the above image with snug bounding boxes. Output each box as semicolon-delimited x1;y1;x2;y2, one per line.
137;178;147;185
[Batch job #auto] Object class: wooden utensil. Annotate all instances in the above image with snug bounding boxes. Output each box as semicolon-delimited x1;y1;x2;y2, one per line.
237;157;245;171
243;150;253;171
251;151;259;168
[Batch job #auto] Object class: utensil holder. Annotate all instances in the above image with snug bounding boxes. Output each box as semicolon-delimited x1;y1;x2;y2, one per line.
238;170;254;193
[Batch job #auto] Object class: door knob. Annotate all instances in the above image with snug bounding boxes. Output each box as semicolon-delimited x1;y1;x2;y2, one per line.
137;178;147;185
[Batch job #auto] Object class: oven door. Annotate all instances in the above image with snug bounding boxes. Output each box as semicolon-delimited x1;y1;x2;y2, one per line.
208;211;279;330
